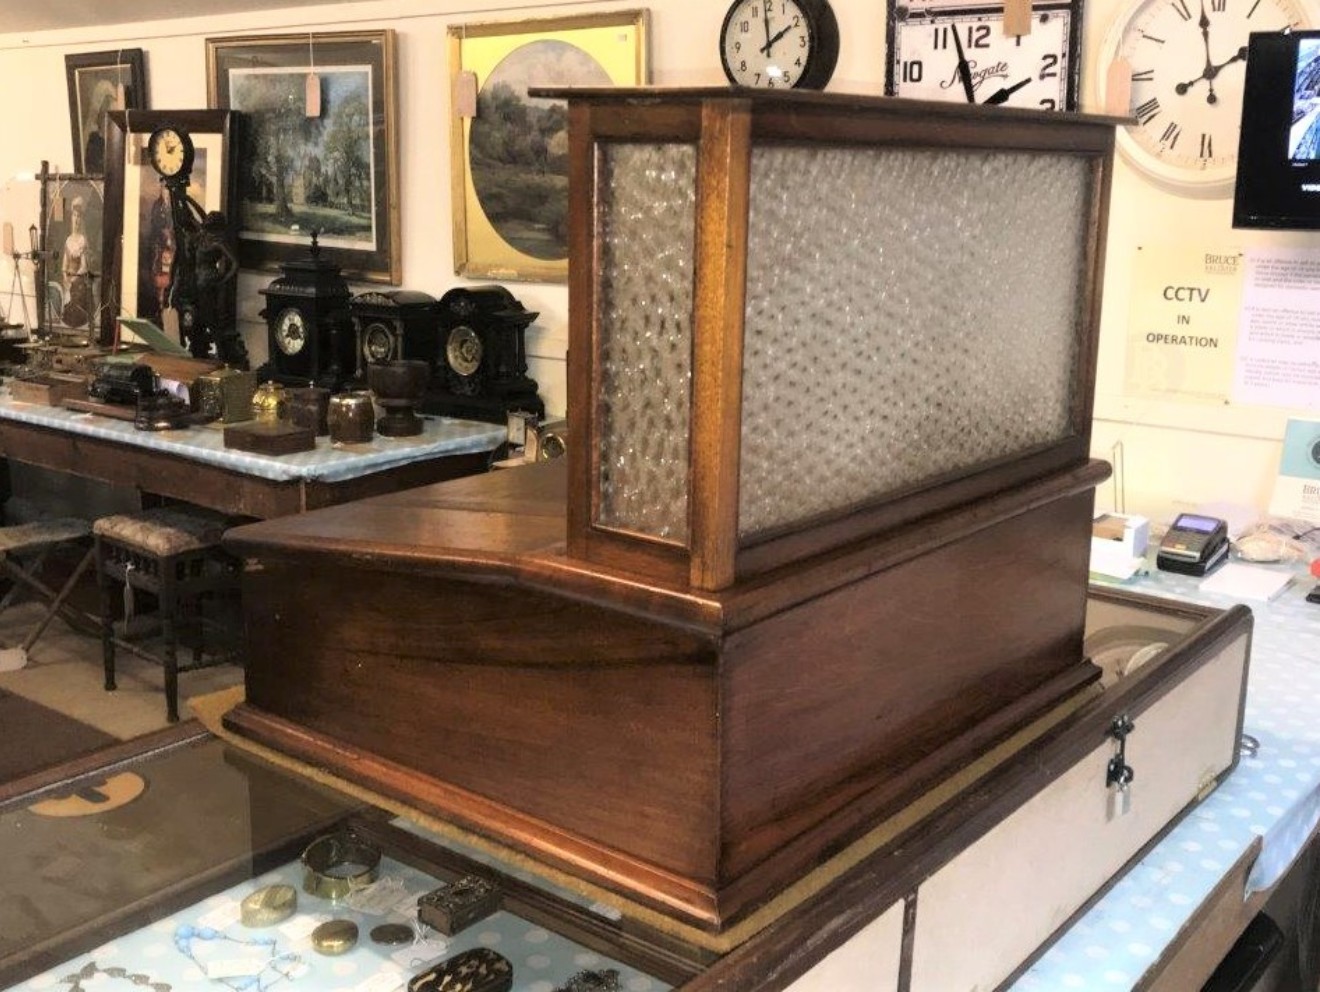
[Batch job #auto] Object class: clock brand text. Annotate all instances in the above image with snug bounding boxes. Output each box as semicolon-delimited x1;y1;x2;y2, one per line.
939;59;1008;92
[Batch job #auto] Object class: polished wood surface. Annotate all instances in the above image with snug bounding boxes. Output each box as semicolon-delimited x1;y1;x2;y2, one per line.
226;457;1109;929
0;416;491;518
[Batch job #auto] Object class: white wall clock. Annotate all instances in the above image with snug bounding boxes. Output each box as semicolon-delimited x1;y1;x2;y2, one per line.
1095;0;1313;195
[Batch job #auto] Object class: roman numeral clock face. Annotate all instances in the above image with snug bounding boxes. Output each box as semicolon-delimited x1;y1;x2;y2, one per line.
1099;0;1311;193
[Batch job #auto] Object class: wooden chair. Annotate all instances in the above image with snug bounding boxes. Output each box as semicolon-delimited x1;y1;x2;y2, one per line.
0;517;97;669
93;507;242;722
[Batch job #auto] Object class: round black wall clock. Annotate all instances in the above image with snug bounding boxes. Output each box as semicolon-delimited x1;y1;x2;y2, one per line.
720;0;840;89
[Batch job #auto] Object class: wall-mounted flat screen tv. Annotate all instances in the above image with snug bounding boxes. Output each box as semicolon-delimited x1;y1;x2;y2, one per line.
1234;29;1320;229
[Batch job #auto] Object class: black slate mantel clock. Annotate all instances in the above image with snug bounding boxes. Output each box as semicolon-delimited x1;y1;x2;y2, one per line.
423;285;544;424
258;233;355;389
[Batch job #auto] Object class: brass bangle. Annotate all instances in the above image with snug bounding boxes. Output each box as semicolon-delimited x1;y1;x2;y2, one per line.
300;832;381;900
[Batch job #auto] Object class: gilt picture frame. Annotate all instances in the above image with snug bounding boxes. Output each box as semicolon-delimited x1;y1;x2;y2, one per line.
100;109;238;347
447;11;649;282
64;49;147;175
206;30;399;285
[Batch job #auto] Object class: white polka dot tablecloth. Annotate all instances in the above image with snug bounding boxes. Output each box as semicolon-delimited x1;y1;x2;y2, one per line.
5;858;668;992
1013;564;1320;990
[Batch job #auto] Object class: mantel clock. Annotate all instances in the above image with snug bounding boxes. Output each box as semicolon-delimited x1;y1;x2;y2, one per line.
350;289;440;381
424;285;543;424
258;234;355;389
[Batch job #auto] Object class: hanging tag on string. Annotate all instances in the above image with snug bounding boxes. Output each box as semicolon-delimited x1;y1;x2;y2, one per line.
123;563;136;623
305;72;322;117
455;71;478;118
2;223;13;257
1105;57;1133;117
53;195;65;223
1003;0;1033;38
305;33;321;117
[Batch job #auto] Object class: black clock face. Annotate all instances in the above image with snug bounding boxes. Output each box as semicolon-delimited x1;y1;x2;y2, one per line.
446;325;483;377
363;322;396;363
275;308;307;356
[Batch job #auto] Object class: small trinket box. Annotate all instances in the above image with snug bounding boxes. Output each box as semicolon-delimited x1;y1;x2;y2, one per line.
407;948;512;992
416;875;500;936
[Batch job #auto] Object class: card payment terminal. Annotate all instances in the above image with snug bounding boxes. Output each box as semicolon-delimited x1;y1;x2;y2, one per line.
1156;513;1230;576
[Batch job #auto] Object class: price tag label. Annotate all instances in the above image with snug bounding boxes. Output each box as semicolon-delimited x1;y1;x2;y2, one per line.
199;902;243;930
280;914;326;943
1003;0;1033;37
356;969;406;992
206;958;266;979
390;936;448;971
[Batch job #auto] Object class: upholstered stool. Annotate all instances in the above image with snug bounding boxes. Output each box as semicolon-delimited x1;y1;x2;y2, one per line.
93;507;241;721
0;517;97;669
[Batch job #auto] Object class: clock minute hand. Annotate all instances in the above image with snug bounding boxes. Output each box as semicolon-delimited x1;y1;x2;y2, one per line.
983;77;1031;105
950;26;977;103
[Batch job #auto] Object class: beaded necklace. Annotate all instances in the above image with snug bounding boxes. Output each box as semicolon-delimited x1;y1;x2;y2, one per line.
173;924;303;992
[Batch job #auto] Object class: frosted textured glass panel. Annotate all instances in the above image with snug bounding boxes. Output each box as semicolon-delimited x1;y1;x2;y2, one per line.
739;146;1091;539
595;143;697;543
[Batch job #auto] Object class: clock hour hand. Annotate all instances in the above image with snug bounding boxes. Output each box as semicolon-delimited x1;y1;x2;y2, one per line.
761;22;793;54
983;77;1031;105
950;26;977;103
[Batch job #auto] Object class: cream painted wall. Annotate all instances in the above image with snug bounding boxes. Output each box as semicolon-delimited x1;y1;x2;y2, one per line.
0;0;1314;521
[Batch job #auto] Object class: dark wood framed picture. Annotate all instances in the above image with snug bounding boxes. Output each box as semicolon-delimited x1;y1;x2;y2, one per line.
64;50;147;174
205;31;399;285
37;169;105;342
100;110;238;347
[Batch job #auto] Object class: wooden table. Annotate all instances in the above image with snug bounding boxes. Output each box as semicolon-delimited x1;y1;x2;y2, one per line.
0;393;507;518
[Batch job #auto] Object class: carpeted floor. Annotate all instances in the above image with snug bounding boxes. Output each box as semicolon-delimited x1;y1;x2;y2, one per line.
0;689;117;782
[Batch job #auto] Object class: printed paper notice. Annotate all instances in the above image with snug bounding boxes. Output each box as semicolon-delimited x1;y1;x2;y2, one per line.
1233;248;1320;409
1125;245;1243;403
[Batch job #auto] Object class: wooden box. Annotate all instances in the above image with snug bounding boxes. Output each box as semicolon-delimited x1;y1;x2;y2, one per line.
9;372;88;406
223;422;316;456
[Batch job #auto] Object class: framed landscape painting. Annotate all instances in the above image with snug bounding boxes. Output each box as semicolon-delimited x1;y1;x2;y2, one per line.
448;11;649;282
206;31;399;284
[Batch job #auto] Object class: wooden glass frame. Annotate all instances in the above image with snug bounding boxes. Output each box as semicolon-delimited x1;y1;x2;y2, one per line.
447;11;649;283
64;49;147;175
99;110;238;347
206;31;399;285
37;169;105;342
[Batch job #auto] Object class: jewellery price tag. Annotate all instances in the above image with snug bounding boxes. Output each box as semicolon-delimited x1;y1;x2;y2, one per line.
206;957;267;979
455;71;478;118
391;889;423;917
355;968;406;992
346;876;407;916
390;936;449;971
198;902;243;930
280;914;328;943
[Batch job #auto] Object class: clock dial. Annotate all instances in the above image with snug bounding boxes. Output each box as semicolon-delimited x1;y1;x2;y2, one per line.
363;322;395;363
1099;0;1311;192
275;308;308;356
891;9;1073;110
147;126;192;179
446;325;483;377
720;0;840;89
